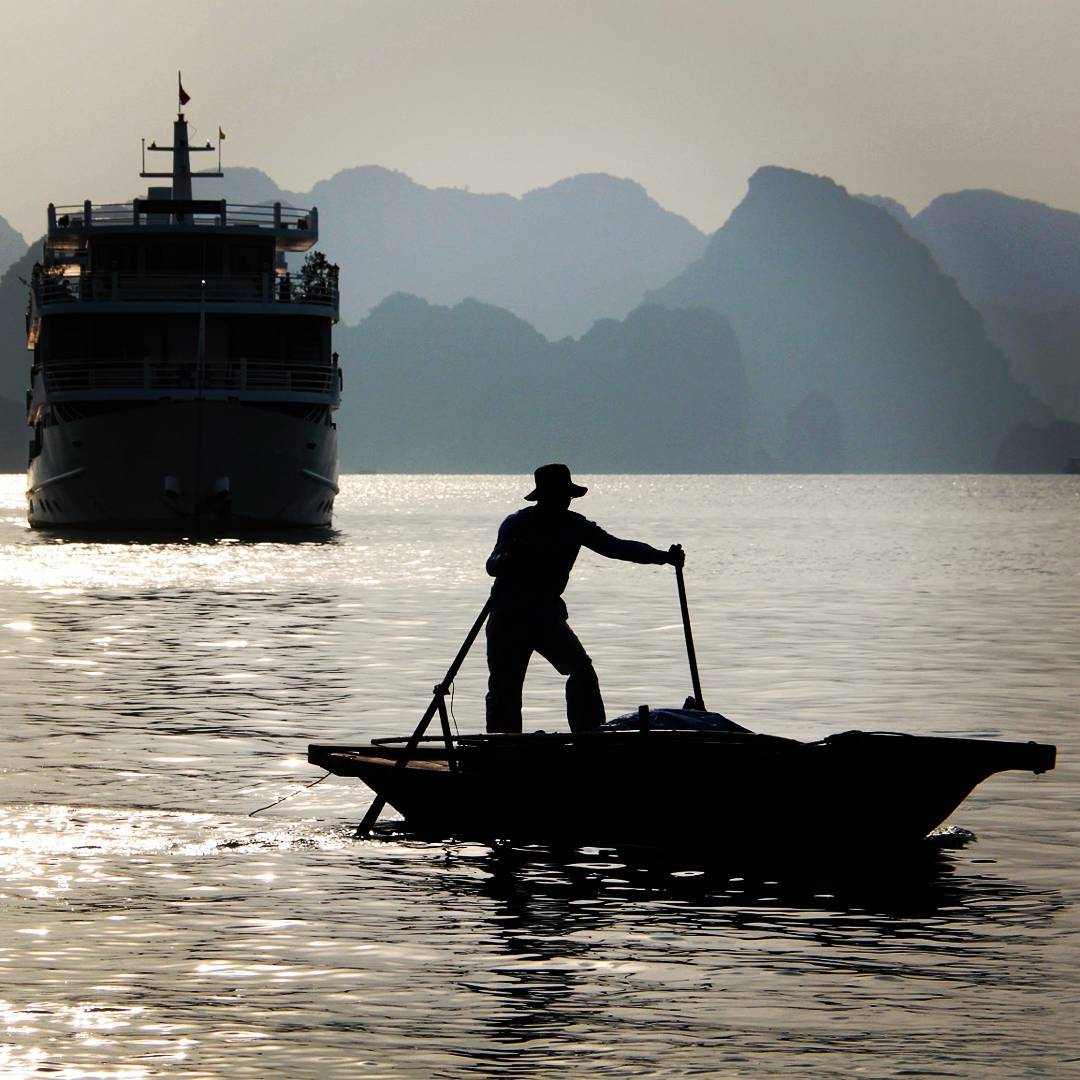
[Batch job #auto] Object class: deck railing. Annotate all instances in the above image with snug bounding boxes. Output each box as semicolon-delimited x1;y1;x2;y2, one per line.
49;201;316;232
42;356;340;397
32;272;338;310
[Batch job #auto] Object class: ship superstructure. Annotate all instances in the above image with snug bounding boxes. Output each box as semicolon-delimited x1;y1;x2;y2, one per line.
26;89;341;529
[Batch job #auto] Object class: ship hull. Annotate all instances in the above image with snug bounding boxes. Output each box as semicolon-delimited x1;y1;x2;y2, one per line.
27;399;338;530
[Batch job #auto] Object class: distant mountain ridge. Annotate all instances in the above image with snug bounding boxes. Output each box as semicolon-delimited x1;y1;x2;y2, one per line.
334;295;748;472
856;188;1080;425
909;191;1080;429
912;190;1080;312
0;245;37;407
978;299;1080;425
1;163;1077;475
856;188;1080;312
204;166;707;338
650;166;1050;470
0;214;27;281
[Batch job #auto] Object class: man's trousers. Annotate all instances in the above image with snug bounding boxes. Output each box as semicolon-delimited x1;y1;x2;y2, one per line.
485;612;605;733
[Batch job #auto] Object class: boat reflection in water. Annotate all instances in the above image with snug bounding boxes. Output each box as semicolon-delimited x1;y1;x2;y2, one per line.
360;826;1064;1068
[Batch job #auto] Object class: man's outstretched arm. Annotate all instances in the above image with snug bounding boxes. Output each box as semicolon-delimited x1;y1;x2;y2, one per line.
582;521;683;566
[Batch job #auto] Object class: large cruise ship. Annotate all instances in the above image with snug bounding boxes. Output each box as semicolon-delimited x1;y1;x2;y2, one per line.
25;89;342;529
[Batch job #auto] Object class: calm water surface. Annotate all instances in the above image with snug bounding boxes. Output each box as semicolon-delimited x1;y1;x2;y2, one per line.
1;474;1077;1077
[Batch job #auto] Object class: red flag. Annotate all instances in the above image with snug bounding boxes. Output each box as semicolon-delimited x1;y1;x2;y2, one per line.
178;72;191;107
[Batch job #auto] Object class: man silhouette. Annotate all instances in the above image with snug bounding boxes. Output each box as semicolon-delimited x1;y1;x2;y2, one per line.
485;463;684;733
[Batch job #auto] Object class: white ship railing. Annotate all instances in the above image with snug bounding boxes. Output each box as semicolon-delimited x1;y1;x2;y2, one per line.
32;272;338;310
42;356;341;398
49;201;316;232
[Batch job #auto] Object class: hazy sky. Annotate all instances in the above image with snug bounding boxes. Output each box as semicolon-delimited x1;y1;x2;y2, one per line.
3;0;1079;241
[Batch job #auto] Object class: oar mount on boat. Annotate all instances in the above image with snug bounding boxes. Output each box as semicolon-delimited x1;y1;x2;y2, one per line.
354;593;493;837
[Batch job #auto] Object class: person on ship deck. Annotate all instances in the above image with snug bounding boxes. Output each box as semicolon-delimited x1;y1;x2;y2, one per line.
484;463;683;734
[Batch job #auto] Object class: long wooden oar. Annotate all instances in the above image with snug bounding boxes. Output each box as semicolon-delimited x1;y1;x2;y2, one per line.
355;592;494;838
674;560;705;711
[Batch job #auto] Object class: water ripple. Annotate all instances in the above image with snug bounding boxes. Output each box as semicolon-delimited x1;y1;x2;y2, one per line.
0;474;1077;1076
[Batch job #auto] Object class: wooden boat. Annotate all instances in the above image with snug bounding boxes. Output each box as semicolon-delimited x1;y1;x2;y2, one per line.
308;715;1056;855
310;575;1056;858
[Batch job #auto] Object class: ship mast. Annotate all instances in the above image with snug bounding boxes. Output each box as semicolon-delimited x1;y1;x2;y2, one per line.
139;73;222;205
171;108;194;200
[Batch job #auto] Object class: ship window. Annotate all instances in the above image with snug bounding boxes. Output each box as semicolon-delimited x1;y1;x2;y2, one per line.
83;315;156;371
90;241;138;273
147;242;201;275
228;317;280;359
228;243;269;276
144;240;222;276
47;320;88;360
202;243;223;274
286;321;323;364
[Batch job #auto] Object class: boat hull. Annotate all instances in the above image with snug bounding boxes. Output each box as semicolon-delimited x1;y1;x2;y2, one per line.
27;399;338;530
309;730;1056;854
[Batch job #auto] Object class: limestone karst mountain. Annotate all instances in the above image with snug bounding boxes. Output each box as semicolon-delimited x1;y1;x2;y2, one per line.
911;190;1080;313
3;164;1073;474
206;166;706;339
0;245;37;403
995;418;1080;472
333;295;748;472
650;167;1050;470
0;214;27;281
976;300;1080;425
858;188;1080;424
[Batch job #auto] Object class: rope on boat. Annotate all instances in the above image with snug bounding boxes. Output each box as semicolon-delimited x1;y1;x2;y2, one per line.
248;771;332;817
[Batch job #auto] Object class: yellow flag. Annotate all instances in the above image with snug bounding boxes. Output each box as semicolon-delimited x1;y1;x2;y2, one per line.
219;127;226;141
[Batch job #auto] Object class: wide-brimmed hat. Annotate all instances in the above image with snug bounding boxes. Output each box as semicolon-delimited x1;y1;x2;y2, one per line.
524;463;588;501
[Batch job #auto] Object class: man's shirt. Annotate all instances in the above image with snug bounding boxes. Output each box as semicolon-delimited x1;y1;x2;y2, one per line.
486;505;667;620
